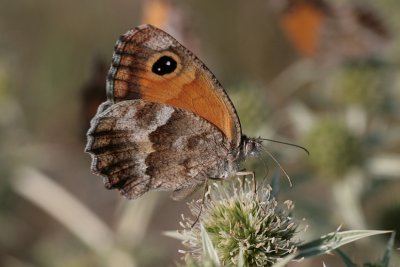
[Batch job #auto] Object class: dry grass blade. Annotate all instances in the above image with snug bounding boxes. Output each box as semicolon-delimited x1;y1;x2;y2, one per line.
11;166;137;267
115;193;159;243
12;166;113;253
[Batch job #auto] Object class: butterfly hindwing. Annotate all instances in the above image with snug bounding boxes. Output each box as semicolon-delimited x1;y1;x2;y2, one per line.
86;100;232;199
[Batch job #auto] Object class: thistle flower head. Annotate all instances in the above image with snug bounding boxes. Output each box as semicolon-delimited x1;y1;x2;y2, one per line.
179;178;299;266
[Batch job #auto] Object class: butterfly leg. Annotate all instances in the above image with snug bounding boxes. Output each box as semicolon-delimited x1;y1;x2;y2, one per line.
236;170;257;194
190;174;226;227
191;177;209;228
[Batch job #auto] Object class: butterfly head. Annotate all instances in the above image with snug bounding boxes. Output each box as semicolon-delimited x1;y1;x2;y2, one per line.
241;136;264;158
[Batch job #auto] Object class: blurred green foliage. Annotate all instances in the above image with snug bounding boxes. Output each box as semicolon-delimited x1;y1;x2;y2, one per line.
305;119;362;178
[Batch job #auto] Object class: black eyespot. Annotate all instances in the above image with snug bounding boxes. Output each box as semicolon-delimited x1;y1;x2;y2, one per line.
152;56;177;75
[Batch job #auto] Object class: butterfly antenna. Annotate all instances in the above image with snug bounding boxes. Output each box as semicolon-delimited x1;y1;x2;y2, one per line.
260;138;310;155
261;146;293;187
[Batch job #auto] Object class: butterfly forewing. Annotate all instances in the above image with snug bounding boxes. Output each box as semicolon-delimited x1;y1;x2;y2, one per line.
107;24;242;147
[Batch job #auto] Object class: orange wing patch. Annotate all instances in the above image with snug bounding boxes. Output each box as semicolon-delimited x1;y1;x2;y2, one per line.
108;24;241;147
280;1;326;57
142;67;237;144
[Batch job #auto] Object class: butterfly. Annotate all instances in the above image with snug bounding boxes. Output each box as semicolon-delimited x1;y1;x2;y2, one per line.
275;0;390;60
85;24;262;200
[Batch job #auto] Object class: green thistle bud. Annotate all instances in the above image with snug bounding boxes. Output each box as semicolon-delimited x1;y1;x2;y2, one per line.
305;119;362;178
179;178;299;266
334;61;387;109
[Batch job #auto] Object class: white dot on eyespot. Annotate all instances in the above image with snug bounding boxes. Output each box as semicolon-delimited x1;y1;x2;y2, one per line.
157;67;161;71
166;61;171;66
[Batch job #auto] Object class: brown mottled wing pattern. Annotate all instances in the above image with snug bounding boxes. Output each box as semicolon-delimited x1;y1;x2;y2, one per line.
85;100;234;199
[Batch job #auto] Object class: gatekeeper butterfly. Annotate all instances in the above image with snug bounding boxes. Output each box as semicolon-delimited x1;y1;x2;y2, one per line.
85;24;262;200
277;0;390;59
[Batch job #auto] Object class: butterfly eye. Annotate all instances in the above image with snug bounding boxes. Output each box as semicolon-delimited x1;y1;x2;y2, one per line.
152;56;177;75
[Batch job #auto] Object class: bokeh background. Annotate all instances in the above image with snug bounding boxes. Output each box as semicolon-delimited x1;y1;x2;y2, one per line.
1;0;400;266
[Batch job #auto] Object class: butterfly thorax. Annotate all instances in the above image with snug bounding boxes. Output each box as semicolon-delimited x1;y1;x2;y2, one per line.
220;136;262;179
